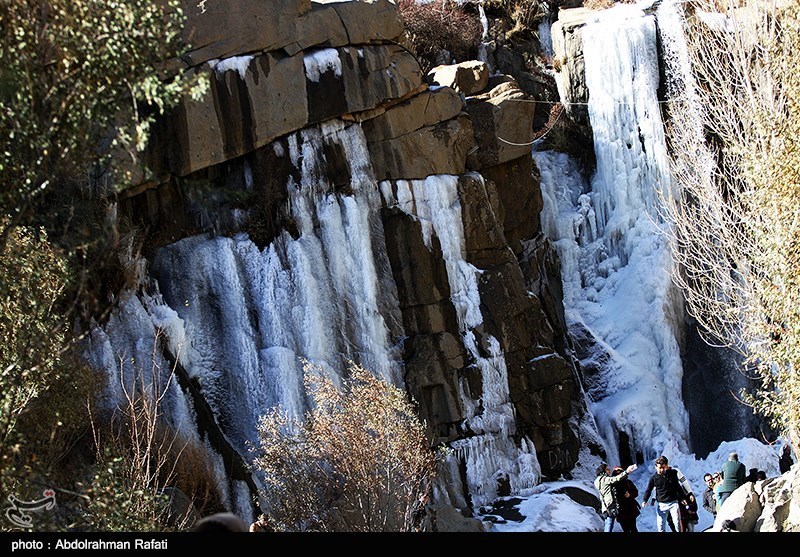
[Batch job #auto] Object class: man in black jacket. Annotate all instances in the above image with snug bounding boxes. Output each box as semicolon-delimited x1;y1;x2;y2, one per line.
642;455;685;532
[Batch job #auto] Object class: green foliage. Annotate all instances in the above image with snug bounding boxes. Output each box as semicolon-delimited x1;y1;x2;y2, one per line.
254;363;437;532
0;222;100;530
0;0;205;231
0;221;72;455
0;0;211;531
75;448;173;532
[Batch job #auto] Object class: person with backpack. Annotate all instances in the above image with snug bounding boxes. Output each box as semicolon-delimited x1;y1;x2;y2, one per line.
594;462;638;532
641;455;685;532
611;467;641;532
672;465;698;532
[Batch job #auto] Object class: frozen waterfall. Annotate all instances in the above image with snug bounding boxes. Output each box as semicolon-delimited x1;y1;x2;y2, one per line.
538;2;690;466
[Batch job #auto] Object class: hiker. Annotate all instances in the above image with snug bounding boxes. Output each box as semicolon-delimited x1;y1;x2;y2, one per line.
611;467;641;532
594;462;638;532
701;472;718;518
674;465;697;532
662;464;697;532
641;455;684;532
677;494;699;532
717;452;746;507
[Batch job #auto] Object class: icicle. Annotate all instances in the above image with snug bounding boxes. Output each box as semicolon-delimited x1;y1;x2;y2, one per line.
382;173;539;506
88;120;404;507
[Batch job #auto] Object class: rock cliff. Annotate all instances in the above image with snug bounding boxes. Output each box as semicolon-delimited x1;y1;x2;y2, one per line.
109;0;596;514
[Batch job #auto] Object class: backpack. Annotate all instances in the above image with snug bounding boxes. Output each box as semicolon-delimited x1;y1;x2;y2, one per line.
606;482;621;518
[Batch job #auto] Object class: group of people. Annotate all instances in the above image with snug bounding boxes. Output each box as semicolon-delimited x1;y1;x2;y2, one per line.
701;452;763;519
594;455;698;532
596;451;769;532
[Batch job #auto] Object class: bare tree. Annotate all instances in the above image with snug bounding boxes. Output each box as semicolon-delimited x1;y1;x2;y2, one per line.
80;331;222;531
253;362;437;532
661;0;800;450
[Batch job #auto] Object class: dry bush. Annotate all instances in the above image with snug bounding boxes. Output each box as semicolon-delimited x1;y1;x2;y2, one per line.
79;334;224;530
487;0;549;31
582;0;616;9
166;434;226;519
396;0;482;73
254;363;437;532
662;0;800;450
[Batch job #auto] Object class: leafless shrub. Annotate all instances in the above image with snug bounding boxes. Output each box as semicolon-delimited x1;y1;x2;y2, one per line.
81;332;222;530
396;0;482;73
253;362;437;532
661;0;800;449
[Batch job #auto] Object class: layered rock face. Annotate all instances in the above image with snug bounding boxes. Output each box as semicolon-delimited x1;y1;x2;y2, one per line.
114;0;591;511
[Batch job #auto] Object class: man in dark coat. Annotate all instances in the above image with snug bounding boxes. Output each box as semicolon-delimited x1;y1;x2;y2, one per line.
701;472;717;518
612;467;640;532
717;452;746;507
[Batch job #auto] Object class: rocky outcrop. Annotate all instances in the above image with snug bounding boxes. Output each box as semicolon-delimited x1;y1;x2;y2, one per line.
361;86;474;181
710;464;800;531
550;7;592;127
141;44;423;184
539;7;598;174
171;0;404;70
113;0;592;516
465;76;537;170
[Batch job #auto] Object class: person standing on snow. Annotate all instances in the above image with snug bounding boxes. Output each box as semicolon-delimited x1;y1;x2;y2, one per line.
611;466;641;532
701;472;718;518
642;455;684;532
716;452;746;508
594;462;638;532
670;465;697;532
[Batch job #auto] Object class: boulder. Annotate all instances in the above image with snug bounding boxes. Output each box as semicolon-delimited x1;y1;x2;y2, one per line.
427;61;490;96
433;504;488;532
465;78;537;169
702;464;800;531
755;464;800;531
